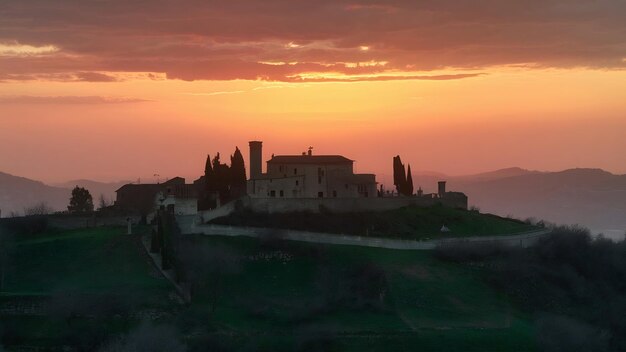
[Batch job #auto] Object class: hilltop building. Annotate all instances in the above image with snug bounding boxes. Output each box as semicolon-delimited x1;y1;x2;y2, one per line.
112;140;468;218
114;177;198;216
247;141;377;199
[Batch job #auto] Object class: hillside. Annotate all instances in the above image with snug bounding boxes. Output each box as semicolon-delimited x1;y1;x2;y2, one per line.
0;226;537;351
449;168;626;239
211;205;536;239
411;168;626;239
0;172;128;216
0;171;69;216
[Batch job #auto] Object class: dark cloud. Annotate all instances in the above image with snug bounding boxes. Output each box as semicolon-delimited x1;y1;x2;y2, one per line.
0;95;151;104
0;0;624;82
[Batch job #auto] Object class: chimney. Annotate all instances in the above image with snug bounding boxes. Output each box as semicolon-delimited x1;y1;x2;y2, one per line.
249;141;262;179
438;181;446;198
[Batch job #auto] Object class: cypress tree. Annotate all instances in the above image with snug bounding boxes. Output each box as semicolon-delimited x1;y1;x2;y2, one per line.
393;155;408;195
230;147;247;198
406;164;414;196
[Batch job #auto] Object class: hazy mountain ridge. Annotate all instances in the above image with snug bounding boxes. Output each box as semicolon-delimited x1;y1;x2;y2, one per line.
449;168;626;239
0;171;69;215
1;168;625;238
0;172;129;216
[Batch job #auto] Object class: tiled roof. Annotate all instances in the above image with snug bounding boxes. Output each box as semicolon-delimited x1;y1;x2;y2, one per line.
268;155;353;164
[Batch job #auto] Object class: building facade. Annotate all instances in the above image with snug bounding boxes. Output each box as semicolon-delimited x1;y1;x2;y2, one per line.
247;141;377;199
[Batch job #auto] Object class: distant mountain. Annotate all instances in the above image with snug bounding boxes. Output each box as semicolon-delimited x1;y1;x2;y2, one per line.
455;167;540;182
0;171;70;216
0;172;130;217
447;168;626;239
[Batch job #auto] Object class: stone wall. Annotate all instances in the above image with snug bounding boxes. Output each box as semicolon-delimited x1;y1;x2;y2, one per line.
183;223;551;250
247;195;466;214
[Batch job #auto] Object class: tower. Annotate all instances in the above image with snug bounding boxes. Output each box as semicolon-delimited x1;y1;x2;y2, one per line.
438;181;446;198
249;141;263;179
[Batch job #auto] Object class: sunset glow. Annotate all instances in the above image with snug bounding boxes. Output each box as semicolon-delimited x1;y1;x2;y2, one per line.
1;0;625;183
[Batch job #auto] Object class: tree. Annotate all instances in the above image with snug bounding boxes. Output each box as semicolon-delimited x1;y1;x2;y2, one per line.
212;153;231;203
230;147;247;198
393;155;413;196
23;202;53;215
68;186;94;213
406;164;414;196
97;194;110;210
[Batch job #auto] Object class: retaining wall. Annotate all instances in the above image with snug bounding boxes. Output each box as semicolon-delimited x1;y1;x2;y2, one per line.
182;222;551;250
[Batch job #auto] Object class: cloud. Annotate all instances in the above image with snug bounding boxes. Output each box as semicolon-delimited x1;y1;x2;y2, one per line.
182;91;246;96
0;95;151;104
0;42;59;56
0;0;624;82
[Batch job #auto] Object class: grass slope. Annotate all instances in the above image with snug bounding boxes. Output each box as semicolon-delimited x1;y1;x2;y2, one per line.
0;227;173;349
183;235;538;351
211;205;537;239
1;227;538;351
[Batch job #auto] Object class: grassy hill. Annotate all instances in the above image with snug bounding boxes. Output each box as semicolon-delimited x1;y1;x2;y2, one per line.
211;205;538;239
0;225;539;351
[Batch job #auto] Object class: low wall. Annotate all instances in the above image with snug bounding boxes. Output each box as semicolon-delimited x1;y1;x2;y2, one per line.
182;223;551;250
47;215;140;230
247;196;465;214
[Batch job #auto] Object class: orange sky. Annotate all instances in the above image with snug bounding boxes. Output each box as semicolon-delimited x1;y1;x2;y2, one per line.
1;1;625;183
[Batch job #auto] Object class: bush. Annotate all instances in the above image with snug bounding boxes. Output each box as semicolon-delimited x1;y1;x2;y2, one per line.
536;314;610;352
435;225;626;350
434;241;509;263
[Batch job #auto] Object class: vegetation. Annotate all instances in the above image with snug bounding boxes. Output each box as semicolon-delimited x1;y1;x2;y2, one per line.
68;186;94;213
199;147;247;209
3;218;624;351
393;155;413;196
211;205;537;239
0;223;537;351
435;226;626;351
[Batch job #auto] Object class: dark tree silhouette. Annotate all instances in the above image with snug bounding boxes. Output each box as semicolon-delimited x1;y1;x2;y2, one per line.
406;164;414;196
212;153;231;203
393;155;413;196
230;147;247;198
67;186;94;213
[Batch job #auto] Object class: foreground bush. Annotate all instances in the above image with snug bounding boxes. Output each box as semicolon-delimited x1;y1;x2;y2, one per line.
435;226;626;350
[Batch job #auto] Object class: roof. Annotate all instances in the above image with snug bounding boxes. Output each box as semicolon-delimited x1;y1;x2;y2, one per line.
267;155;353;165
115;177;186;192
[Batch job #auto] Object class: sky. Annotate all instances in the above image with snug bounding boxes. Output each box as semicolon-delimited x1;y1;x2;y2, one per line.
1;0;625;184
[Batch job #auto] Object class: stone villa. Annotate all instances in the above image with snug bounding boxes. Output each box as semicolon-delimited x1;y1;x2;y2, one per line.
247;141;378;199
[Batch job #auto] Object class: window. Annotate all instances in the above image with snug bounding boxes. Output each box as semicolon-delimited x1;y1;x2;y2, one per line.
279;190;284;197
294;168;297;175
332;190;337;197
345;184;348;189
270;190;276;197
318;192;324;198
295;180;299;186
279;165;283;172
318;176;322;184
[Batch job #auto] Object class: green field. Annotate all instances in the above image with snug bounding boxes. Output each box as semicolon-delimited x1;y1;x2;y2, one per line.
0;227;539;351
182;234;538;351
212;205;538;239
